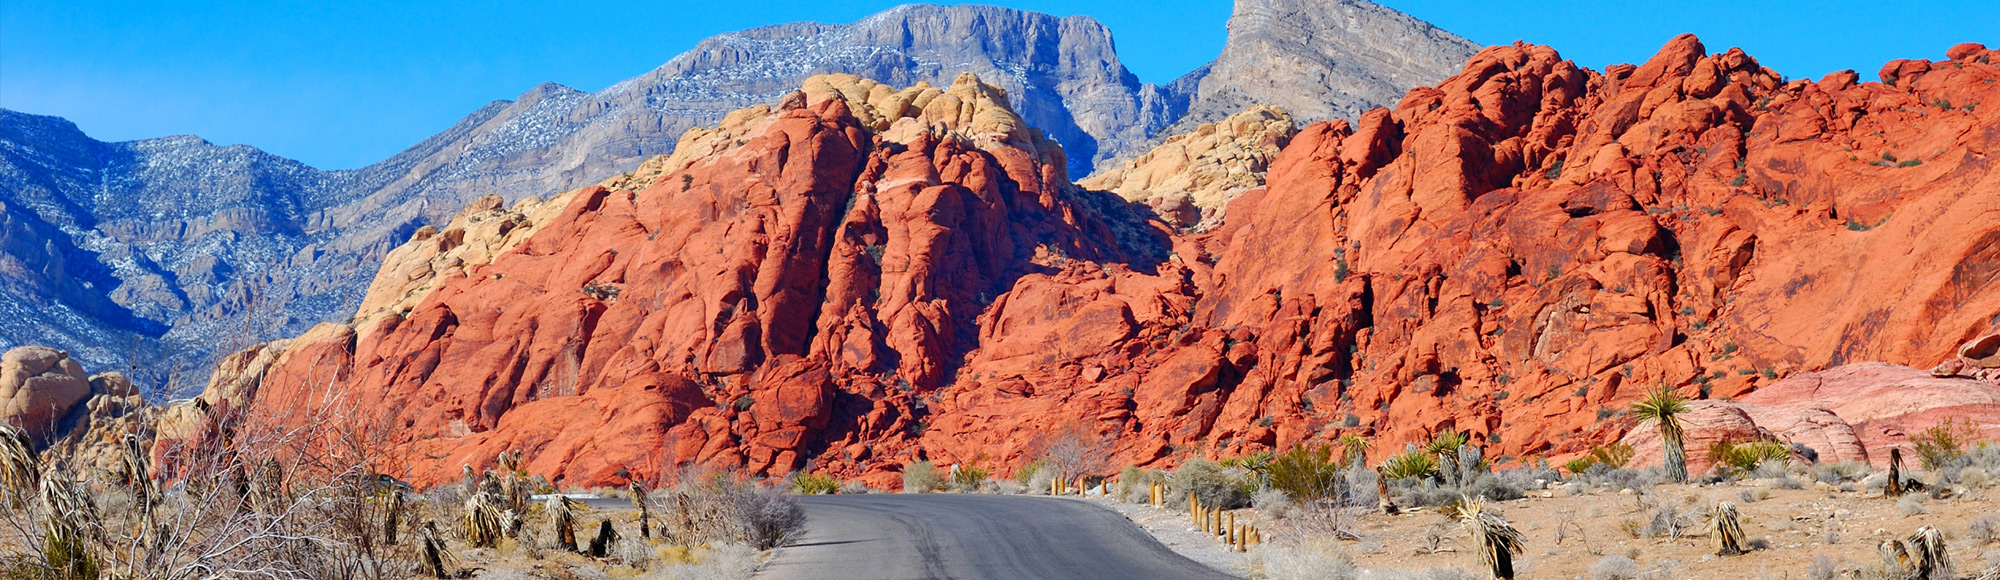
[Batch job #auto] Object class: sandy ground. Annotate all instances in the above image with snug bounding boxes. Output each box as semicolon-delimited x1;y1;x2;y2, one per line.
1097;478;2000;580
1086;496;1251;577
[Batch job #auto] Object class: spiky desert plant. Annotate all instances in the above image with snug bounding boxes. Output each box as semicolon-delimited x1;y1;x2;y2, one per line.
631;480;653;539
1382;447;1439;481
1882;539;1914;576
1711;502;1746;555
549;495;579;552
1632;387;1691;482
1427;431;1471;487
0;423;40;498
1338;433;1371;466
418;522;456;579
1907;525;1953;580
461;492;504;548
39;467;102;579
1446;498;1525;580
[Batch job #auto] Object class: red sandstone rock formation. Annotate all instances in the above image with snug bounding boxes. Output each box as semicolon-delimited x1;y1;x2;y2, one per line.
223;38;2000;488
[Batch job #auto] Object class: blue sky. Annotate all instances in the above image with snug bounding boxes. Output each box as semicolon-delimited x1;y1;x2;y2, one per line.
4;0;1992;170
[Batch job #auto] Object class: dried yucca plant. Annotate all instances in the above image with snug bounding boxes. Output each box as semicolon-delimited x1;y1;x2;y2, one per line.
461;492;504;548
1446;497;1525;580
549;495;581;552
1711;502;1746;556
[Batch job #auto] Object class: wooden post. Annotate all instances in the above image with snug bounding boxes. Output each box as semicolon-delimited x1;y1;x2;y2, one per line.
1225;511;1236;542
1190;494;1199;524
1249;526;1261;549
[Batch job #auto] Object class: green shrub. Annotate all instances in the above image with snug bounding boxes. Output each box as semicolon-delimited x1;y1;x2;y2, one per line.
1267;444;1345;502
901;461;944;493
1913;417;1981;470
792;472;840;495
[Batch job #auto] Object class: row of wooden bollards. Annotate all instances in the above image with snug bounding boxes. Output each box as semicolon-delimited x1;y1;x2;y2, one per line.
1182;484;1261;553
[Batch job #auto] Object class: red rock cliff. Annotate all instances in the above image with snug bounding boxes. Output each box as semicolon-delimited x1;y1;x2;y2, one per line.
232;39;2000;487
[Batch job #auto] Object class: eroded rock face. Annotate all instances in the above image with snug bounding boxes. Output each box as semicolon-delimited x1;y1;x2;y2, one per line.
1081;106;1298;228
238;73;1154;487
231;38;2000;488
922;37;2000;474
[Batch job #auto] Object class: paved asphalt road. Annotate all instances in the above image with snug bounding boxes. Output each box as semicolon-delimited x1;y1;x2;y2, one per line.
756;494;1239;580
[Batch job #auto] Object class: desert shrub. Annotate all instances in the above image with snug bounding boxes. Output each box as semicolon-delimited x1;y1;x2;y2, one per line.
1914;417;1981;470
1170;459;1252;509
659;473;809;550
1463;474;1525;502
900;461;944;493
1807;555;1840;580
1373;568;1482;580
1970;515;2000;544
1709;440;1793;474
1341;465;1381;508
1774;475;1805;490
1495;465;1559;491
1253;488;1295;519
1580;465;1660;492
1026;466;1058;496
1268;444;1345;502
791;472;839;495
1013;458;1051;487
1960;467;1991;489
1589;554;1640;580
838;480;872;495
1814;460;1870;483
1116;466;1168;504
1739;488;1768;503
1392;478;1462;508
1248;538;1359;580
1899;494;1929;516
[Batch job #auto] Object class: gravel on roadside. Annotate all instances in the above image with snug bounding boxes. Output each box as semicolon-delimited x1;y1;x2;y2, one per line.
1070;496;1250;578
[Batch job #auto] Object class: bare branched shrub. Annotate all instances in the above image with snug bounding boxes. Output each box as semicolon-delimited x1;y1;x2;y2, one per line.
1029;422;1116;483
657;472;805;551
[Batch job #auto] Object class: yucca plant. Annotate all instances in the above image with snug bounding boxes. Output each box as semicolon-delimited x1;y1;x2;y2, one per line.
549;495;580;552
39;468;101;580
418;522;456;579
1382;448;1440;481
1907;525;1953;580
631;480;653;539
384;487;406;546
461;492;504;548
1445;498;1525;580
1427;431;1471;487
1711;502;1746;555
1889;448;1907;497
1632;387;1691;482
1709;439;1793;473
1338;433;1371;466
0;423;40;499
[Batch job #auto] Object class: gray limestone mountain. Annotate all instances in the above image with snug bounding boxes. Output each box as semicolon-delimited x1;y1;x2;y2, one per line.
1166;0;1481;134
0;1;1479;393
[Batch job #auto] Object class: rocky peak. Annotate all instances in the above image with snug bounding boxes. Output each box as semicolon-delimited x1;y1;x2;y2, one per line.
1080;105;1297;228
1169;0;1481;133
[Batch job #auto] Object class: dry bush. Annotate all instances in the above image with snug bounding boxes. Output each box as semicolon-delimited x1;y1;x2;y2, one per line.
0;345;436;580
900;461;943;494
1247;538;1358;580
656;472;805;551
1914;418;1981;470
